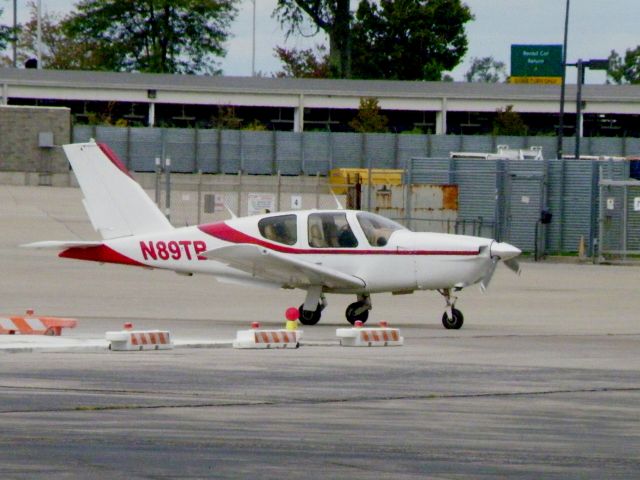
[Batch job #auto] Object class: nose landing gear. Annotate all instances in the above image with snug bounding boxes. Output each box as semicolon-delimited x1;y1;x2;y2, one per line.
345;294;371;325
439;288;464;329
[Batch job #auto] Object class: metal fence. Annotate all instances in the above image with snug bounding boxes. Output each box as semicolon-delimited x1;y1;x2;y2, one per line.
73;125;640;175
598;178;640;261
408;157;635;256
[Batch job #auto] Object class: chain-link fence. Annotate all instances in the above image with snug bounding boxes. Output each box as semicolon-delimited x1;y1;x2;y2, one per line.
598;179;640;262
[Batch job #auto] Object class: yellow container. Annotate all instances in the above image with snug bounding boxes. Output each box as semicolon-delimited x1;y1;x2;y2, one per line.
329;168;404;194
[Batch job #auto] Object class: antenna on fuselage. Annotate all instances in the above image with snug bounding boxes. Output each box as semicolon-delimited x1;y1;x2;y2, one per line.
331;191;345;210
225;203;238;219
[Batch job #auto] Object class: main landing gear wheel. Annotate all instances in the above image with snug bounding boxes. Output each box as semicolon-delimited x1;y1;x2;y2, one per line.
442;308;464;329
345;301;369;325
298;303;323;325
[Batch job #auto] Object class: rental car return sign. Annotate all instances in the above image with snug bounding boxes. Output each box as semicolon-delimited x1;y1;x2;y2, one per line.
510;44;563;85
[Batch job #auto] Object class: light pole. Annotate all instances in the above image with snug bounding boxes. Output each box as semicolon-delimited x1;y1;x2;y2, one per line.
556;0;570;159
251;0;256;76
12;0;17;67
571;58;609;159
36;0;42;68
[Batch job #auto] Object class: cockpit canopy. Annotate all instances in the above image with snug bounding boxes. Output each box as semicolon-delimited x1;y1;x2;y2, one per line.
257;210;407;248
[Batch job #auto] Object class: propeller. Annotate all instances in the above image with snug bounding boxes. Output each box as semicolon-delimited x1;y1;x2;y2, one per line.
480;241;522;291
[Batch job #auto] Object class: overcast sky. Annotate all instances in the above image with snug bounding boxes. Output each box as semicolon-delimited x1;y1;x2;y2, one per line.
2;0;639;83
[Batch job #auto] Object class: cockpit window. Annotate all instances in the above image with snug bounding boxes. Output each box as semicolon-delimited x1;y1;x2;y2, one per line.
258;215;297;245
356;212;406;247
308;212;358;248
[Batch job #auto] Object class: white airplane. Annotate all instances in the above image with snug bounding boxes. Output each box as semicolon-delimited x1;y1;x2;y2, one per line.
24;141;521;329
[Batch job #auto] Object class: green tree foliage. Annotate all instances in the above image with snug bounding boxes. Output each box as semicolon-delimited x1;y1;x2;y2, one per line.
465;56;507;83
11;2;100;69
274;0;351;78
352;0;473;81
607;47;640;84
0;7;9;51
62;0;238;74
275;1;472;81
274;44;330;78
349;98;388;133
493;105;528;136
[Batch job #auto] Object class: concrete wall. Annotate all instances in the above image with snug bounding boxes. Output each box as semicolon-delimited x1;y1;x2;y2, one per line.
0;105;71;182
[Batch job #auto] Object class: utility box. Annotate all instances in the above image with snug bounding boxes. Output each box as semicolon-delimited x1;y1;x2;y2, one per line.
38;132;54;148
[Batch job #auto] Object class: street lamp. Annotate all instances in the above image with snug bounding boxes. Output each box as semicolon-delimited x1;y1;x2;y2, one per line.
557;0;570;160
570;58;610;159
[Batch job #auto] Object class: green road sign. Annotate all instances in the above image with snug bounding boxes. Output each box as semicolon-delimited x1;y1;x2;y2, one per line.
511;44;563;78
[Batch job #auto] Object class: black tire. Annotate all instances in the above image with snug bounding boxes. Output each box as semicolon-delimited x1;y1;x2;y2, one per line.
345;301;369;325
298;304;322;325
442;308;464;329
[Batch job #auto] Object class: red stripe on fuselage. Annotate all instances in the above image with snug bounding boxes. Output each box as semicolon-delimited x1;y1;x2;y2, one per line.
198;222;479;256
60;245;145;266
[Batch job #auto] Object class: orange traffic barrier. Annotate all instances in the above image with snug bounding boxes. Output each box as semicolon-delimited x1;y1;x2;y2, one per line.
233;320;302;349
105;323;173;351
336;321;404;347
0;310;77;336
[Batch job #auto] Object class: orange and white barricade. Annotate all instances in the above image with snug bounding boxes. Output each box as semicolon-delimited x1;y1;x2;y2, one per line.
233;322;301;349
106;325;173;351
0;311;77;336
336;321;403;347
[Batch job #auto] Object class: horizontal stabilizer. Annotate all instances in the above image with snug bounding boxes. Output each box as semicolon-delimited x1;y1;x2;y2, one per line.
21;240;104;250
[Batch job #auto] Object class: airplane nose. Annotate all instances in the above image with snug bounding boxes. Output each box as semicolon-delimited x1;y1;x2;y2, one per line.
490;241;521;260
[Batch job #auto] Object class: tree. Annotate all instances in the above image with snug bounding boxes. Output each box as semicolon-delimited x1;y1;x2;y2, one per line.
349;97;388;133
493;105;528;136
0;6;15;55
62;0;238;74
274;44;330;78
351;0;472;81
12;2;103;70
274;0;351;78
607;47;640;84
465;56;507;83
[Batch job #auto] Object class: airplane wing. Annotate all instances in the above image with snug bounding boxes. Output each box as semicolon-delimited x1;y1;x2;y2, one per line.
203;244;366;290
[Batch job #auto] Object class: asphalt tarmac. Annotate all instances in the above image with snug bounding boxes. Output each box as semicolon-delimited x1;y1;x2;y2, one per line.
1;185;639;479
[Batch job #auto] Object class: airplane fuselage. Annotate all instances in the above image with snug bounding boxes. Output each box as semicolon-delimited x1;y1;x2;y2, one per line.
60;210;497;295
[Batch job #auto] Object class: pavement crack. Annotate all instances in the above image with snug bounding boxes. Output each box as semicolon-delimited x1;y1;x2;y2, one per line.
1;386;638;414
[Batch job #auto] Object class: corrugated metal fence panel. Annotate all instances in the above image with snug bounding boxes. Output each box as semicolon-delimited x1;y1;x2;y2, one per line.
588;137;623;157
302;132;330;175
196;129;218;173
453;159;498;222
545;160;563;252
94;126;129;167
430;135;462;158
73;125;92;143
364;133;395;168
532;137;557;159
397;135;427;170
241;130;274;174
331;133;363;169
494;136;527;149
129;128;162;171
410;157;451;184
219;130;241;173
164;128;196;172
461;136;494;154
626;138;640;157
274;131;301;175
557;160;596;252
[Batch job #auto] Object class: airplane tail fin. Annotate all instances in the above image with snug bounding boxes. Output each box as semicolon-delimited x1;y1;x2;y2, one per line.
63;141;173;240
